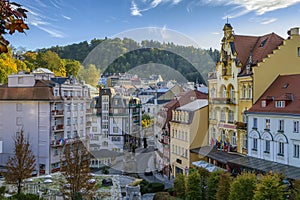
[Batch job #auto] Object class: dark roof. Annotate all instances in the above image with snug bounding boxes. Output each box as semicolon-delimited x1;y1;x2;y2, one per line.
190;146;244;164
228;156;300;180
0;80;58;100
248;74;300;115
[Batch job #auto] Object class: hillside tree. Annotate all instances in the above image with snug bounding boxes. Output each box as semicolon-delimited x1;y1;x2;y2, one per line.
4;129;36;195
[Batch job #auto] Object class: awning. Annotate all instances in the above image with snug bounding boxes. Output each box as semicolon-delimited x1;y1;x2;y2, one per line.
190;146;244;164
228;156;300;180
192;160;226;172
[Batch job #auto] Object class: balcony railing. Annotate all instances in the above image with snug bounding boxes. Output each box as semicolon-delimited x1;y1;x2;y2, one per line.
52;124;64;131
51;139;65;147
235;121;247;130
211;97;236;104
52;110;64;116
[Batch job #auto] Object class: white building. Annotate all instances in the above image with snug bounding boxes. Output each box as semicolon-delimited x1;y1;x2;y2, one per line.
247;74;300;168
0;69;91;174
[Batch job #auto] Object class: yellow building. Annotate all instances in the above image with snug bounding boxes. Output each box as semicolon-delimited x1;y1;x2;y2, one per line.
170;99;208;176
208;23;283;154
253;27;300;102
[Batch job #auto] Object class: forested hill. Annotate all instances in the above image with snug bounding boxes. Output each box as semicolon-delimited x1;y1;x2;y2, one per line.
39;38;219;82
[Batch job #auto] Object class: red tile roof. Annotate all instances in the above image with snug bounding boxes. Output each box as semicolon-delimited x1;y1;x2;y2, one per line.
0;80;58;100
248;74;300;114
234;33;283;75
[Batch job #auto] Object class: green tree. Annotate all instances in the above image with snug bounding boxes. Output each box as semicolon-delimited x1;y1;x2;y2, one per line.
291;178;300;200
186;169;201;200
0;48;18;83
0;0;28;53
63;59;81;77
4;129;36;195
216;172;232;200
206;170;223;200
174;173;186;199
77;64;100;86
229;172;257;200
197;167;210;200
253;173;288;200
36;50;66;76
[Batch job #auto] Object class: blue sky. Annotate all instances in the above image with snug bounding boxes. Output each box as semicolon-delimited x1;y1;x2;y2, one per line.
7;0;300;51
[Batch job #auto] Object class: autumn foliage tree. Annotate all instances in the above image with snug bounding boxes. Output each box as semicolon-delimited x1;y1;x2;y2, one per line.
4;129;36;195
0;0;28;53
60;138;95;200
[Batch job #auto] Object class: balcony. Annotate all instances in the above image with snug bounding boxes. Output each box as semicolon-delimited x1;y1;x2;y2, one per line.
211;98;236;105
235;121;247;130
52;110;64;116
52;124;64;132
51;139;65;147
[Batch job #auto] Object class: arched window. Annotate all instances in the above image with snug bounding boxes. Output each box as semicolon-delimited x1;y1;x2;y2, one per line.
221;110;226;122
222;86;226;98
248;84;252;99
242;85;247;99
211;87;216;98
228;110;234;123
230;86;235;101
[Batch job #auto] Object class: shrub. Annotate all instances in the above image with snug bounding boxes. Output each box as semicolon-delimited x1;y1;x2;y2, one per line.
153;192;177;200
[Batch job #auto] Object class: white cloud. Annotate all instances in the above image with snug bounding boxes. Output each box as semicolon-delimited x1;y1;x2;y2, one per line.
211;32;220;35
62;15;71;20
130;0;183;16
249;17;277;25
201;0;300;17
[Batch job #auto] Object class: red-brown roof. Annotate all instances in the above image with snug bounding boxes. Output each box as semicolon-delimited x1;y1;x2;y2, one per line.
234;33;283;75
248;74;300;114
0;80;58;100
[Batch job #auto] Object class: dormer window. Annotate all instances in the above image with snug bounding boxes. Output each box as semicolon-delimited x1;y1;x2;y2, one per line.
261;100;266;107
275;101;285;108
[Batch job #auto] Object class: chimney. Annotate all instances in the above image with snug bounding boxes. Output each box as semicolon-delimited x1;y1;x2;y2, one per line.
287;27;299;36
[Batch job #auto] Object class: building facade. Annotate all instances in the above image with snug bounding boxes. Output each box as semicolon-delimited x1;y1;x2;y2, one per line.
169;99;208;177
0;69;91;174
208;23;284;155
247;74;300;167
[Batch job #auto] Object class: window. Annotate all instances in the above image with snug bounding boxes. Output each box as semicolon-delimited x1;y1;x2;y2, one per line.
275;101;285;108
18;77;23;84
113;127;118;133
261;100;266;107
228;110;234;123
16;117;22;125
279;120;284;131
16;103;22;112
253;138;258;150
102;96;109;102
265;140;270;153
298;47;300;57
242;85;247;99
243;135;248;149
222;86;226;98
232;132;237;145
278;142;284;156
103;104;109;111
54;89;59;96
265;119;270;129
67;118;71;125
294;144;300;158
248;85;252;99
211;87;216;98
220;110;226;122
92;127;97;132
294;121;299;133
253;118;257;129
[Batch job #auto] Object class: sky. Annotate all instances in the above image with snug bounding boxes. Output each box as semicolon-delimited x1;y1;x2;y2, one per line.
7;0;300;51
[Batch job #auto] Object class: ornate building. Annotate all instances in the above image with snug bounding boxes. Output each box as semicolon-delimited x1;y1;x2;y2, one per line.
208;23;283;155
